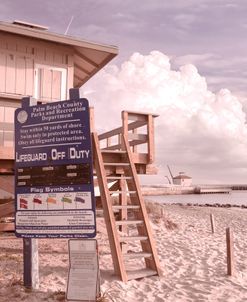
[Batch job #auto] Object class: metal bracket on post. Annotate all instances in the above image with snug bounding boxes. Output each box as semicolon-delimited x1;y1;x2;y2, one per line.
69;88;80;100
21;96;39;290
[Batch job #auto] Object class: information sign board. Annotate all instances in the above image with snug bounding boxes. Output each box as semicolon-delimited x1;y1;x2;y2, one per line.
15;98;96;238
66;239;99;301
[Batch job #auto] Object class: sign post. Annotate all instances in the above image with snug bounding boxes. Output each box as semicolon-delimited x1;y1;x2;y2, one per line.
15;89;96;289
20;97;40;289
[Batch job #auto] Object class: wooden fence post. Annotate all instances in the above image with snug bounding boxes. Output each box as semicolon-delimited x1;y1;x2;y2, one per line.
210;214;215;233
226;227;234;276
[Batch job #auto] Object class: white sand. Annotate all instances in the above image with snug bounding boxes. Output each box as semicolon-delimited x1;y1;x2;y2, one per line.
0;204;247;301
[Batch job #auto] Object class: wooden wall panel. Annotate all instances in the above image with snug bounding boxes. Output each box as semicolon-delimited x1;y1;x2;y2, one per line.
0;33;71;99
45;49;53;62
17;43;27;53
54;53;63;64
16;57;26;95
25;58;34;96
35;48;45;61
0;146;14;159
67;55;74;97
6;54;15;93
6;39;16;52
0;53;6;92
0;38;7;50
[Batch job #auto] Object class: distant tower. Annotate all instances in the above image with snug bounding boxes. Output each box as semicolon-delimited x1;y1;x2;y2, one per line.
173;172;192;186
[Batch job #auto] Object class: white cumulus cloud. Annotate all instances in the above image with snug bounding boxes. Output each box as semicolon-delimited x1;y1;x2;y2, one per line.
81;51;247;184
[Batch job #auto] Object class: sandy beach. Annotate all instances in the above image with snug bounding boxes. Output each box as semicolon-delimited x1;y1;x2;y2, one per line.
0;202;247;301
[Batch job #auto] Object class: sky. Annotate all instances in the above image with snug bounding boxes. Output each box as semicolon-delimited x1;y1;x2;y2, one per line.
1;0;247;184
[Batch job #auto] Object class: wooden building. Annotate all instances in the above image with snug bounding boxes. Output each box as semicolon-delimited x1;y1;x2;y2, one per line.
0;20;161;282
0;20;118;196
173;172;192;186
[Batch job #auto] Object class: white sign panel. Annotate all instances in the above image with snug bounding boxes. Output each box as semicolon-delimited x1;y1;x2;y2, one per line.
66;240;99;301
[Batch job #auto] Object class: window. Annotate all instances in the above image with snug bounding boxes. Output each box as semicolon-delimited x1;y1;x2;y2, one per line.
34;64;67;101
0;101;20;147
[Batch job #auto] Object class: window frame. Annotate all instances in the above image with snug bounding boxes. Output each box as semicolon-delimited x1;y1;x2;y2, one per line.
34;64;67;101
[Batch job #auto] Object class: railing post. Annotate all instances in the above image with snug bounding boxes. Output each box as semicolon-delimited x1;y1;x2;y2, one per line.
89;107;95;133
106;137;111;148
147;114;154;163
121;111;129;149
132;128;137;153
122;111;128;136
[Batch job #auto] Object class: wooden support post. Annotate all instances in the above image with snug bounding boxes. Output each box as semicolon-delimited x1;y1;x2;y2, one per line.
23;238;39;289
89;107;95;133
122;111;129;145
132;128;137;153
147;114;154;163
226;227;234;276
210;214;215;233
21;96;39;289
92;132;128;281
107;137;111;148
69;88;80;100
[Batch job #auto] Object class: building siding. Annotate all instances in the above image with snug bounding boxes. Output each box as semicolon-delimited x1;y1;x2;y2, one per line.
0;32;73;98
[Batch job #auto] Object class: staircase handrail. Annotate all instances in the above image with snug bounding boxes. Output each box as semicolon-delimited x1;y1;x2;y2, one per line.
98;110;158;164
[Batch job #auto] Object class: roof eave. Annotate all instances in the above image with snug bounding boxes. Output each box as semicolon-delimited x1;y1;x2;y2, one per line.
0;21;118;54
0;21;118;88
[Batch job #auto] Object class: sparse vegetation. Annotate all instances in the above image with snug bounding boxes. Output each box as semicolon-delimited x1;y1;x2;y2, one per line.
8;273;22;287
145;200;178;229
97;288;116;302
48;290;66;301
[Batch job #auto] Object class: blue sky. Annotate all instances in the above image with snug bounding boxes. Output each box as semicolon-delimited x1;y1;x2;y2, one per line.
1;0;247;184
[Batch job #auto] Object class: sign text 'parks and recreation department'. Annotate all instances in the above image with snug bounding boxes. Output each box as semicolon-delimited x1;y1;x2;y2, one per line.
15;98;96;238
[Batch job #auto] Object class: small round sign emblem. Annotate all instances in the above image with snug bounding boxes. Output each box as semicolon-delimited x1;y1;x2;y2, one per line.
17;110;28;124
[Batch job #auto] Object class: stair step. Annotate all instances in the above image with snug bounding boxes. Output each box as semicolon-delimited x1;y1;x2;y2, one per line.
127;269;157;280
112;205;140;210
119;236;148;242
104;162;130;166
115;220;143;226
107;176;132;180
123;252;152;259
110;191;136;194
101;150;126;154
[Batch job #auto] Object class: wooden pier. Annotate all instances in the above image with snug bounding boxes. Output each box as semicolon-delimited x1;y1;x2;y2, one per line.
194;186;231;194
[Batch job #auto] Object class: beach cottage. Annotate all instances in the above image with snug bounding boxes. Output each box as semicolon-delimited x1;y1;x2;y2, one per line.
0;20;160;282
173;172;192;186
0;20;117;185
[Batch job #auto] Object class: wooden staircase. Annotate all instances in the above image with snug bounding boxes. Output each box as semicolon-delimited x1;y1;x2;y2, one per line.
93;132;161;282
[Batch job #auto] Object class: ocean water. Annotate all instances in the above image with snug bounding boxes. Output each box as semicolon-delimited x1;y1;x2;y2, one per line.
145;190;247;206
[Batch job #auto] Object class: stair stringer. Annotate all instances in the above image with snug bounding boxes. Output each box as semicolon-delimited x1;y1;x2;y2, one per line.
121;134;161;275
92;132;128;282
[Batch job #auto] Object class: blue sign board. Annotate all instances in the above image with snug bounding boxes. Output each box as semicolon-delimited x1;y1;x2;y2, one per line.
15;98;96;238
